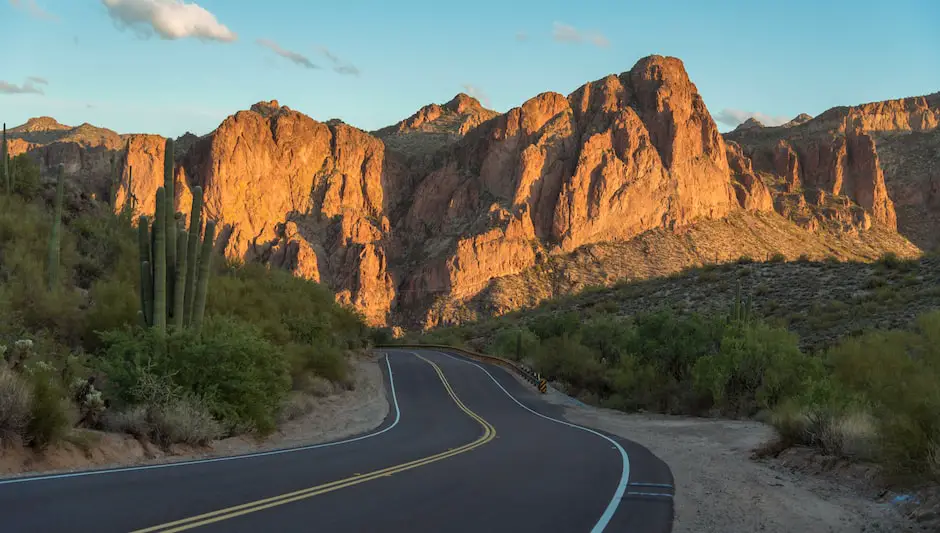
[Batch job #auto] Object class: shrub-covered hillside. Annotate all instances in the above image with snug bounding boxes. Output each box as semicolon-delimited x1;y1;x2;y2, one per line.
0;149;369;451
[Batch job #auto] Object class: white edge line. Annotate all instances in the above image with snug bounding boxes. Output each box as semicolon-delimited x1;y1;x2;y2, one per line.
432;350;630;533
625;491;673;498
0;354;402;486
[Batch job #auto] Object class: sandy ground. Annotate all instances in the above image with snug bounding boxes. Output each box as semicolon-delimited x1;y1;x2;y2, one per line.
542;388;917;533
0;354;389;479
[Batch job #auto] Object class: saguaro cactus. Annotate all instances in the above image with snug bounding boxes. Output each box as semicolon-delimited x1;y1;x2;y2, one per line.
164;139;176;307
153;187;168;332
47;165;65;290
183;186;203;325
2;122;8;195
137;176;214;332
172;228;188;329
191;220;216;333
138;216;153;326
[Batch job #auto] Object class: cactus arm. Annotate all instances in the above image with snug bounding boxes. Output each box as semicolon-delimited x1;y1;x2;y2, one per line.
172;228;188;329
183;186;203;326
163;139;176;314
191;220;216;333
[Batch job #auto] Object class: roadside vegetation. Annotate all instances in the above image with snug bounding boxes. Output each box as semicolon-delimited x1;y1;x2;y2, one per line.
0;138;369;452
412;277;940;480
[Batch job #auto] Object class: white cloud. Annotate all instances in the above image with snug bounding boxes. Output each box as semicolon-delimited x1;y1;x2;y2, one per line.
461;83;491;107
256;39;319;69
0;78;47;95
714;108;790;128
9;0;58;21
101;0;237;42
552;22;609;48
317;47;360;76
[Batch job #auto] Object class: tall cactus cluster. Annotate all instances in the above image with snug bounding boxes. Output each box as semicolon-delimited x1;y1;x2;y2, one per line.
138;138;216;333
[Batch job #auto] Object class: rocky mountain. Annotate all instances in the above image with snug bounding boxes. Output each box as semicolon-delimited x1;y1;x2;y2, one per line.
6;56;936;328
725;92;940;247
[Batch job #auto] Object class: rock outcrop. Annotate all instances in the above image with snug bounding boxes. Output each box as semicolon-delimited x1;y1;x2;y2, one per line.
374;93;499;157
726;93;939;237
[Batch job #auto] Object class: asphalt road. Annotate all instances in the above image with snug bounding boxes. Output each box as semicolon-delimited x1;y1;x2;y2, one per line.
0;348;674;532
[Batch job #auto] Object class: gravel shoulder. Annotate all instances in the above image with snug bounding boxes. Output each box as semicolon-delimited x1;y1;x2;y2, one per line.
542;388;916;533
0;353;389;479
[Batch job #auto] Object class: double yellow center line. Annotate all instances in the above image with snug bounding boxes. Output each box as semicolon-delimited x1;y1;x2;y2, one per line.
133;353;496;532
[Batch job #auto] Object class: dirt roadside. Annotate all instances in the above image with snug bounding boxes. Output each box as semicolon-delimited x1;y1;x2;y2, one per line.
543;388;918;533
0;354;389;478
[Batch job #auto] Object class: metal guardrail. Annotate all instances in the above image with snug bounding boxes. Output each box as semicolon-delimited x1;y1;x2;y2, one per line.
377;343;548;394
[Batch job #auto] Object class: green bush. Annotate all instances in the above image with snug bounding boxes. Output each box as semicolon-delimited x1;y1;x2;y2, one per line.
769;253;787;263
98;316;291;434
533;336;606;394
9;154;41;201
528;311;581;340
693;322;820;416
488;327;539;361
25;366;71;449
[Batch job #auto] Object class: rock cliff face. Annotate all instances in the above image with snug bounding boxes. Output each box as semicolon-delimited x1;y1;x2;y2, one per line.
8;58;935;327
726;92;939;244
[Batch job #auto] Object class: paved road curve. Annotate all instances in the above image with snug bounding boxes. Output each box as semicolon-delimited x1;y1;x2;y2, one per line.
0;349;674;532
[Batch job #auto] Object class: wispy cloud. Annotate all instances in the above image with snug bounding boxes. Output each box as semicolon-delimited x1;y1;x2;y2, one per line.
9;0;58;21
316;47;360;76
714;108;790;128
515;31;528;42
101;0;237;42
256;39;319;69
0;77;47;95
552;22;609;48
461;83;491;107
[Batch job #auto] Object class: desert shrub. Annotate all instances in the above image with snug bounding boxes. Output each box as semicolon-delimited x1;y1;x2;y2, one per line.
580;315;633;364
533;336;606;394
101;405;150;437
149;397;222;446
98;316;290;434
528;311;581;340
82;277;139;351
488;327;539;361
369;327;396;346
769;253;787;263
0;368;32;443
24;366;72;449
692;321;820;416
627;310;724;383
284;341;349;387
209;263;364;350
9;154;42;201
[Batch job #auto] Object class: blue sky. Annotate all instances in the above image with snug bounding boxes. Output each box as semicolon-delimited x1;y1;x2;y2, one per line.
2;0;939;138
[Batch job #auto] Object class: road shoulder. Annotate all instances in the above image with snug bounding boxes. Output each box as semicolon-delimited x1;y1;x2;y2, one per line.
0;353;390;479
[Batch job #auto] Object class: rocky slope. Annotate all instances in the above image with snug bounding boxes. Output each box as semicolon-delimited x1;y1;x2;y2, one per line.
6;56;935;327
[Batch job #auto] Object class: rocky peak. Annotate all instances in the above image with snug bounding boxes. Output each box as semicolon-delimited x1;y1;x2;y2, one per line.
11;116;70;133
734;117;765;131
249;100;289;118
443;93;484;114
782;113;813;128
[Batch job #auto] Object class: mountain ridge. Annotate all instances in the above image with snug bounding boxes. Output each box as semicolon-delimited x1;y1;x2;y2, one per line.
6;55;936;327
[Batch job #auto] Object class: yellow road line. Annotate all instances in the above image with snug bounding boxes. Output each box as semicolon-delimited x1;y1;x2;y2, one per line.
133;352;495;533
